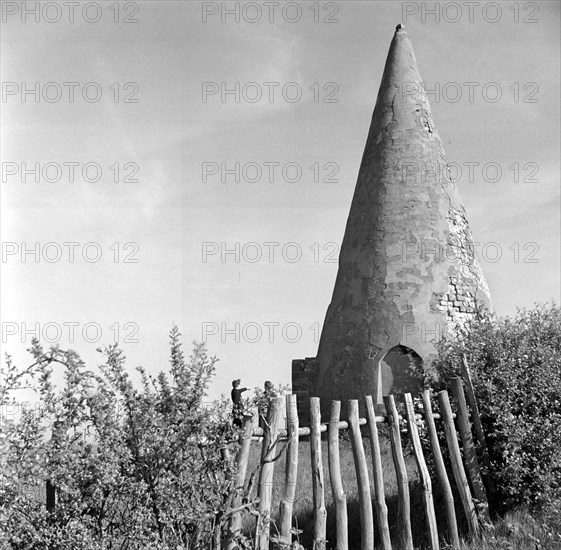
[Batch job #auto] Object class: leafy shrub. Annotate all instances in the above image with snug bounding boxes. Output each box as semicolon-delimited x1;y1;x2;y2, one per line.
428;303;561;513
0;328;252;549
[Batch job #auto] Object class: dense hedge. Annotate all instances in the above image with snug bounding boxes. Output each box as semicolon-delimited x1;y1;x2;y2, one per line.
428;303;561;513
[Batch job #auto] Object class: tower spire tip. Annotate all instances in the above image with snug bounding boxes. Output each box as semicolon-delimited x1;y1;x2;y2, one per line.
395;23;406;31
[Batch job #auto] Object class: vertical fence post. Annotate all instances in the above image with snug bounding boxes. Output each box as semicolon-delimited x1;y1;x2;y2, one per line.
46;480;56;512
46;420;63;512
348;399;374;550
328;400;348;550
450;377;490;523
384;395;414;550
227;414;254;550
257;396;284;550
460;355;487;454
404;393;439;550
422;390;460;549
310;397;327;550
279;394;299;545
460;354;496;501
438;391;480;538
364;395;391;550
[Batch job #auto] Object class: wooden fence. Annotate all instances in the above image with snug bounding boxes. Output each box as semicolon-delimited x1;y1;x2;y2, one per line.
227;372;492;550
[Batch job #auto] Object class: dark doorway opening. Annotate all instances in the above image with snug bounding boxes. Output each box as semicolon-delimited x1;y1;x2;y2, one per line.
380;345;423;396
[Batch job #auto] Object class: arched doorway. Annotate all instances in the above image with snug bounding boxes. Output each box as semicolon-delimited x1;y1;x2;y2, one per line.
380;345;423;396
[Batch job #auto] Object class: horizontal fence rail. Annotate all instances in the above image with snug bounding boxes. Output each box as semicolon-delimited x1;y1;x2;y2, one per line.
249;412;451;439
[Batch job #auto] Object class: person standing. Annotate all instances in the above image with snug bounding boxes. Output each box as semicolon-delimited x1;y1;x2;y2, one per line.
263;380;277;401
231;379;247;428
259;381;278;430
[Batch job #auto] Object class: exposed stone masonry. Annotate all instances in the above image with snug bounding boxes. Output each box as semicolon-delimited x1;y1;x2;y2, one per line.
444;207;492;326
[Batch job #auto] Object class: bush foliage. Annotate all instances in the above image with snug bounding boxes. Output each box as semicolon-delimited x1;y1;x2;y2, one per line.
428;302;561;513
0;328;246;549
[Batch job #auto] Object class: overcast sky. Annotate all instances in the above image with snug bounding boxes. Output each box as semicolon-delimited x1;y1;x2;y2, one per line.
1;0;560;401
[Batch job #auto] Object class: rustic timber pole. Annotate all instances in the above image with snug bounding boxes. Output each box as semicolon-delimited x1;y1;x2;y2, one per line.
450;377;490;524
227;414;255;550
460;354;496;502
348;399;374;550
438;391;480;538
364;395;391;550
328;400;348;550
422;390;460;549
384;395;414;550
310;397;327;550
46;420;64;512
460;354;487;453
279;394;299;545
404;393;439;550
257;396;284;550
46;480;56;512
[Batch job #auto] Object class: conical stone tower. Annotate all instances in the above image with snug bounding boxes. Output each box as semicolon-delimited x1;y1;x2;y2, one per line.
292;25;492;416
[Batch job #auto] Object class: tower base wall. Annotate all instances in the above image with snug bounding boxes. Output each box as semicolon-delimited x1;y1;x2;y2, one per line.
291;357;319;427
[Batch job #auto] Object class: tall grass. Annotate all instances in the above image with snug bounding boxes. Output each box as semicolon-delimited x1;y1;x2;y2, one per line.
457;507;561;550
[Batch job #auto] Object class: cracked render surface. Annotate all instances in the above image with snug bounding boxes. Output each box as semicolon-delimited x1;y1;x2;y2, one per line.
313;26;493;411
